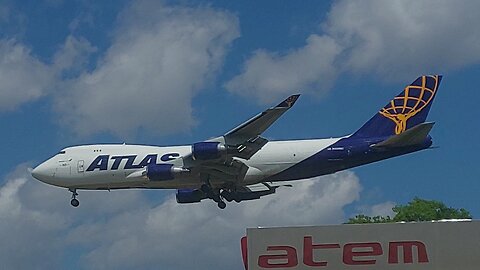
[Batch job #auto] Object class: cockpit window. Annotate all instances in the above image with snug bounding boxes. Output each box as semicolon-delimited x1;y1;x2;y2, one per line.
58;151;66;154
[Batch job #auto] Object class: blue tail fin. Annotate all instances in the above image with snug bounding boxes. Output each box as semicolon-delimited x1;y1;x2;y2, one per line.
352;75;442;138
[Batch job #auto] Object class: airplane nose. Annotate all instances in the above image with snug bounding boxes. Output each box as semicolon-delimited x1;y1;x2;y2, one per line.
31;162;54;183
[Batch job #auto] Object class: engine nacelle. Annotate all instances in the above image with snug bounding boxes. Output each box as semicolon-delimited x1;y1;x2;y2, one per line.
191;142;226;160
176;189;207;203
146;164;188;181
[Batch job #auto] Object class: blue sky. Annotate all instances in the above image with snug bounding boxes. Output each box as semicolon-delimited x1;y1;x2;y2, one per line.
1;0;480;269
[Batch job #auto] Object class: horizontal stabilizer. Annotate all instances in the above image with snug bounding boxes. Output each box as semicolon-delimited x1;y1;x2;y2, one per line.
372;122;435;148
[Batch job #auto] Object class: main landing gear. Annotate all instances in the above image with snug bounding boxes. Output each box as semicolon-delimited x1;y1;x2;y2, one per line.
217;201;227;209
69;188;80;207
201;183;227;209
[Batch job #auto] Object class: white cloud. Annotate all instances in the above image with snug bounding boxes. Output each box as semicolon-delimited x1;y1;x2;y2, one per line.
0;166;362;270
227;0;480;102
355;201;396;218
0;34;95;112
54;1;239;137
226;35;341;103
0;40;55;111
325;0;480;79
368;201;396;217
53;35;97;76
0;164;150;269
0;1;239;138
0;169;67;269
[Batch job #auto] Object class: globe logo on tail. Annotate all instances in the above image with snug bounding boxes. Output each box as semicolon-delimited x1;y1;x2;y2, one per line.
379;75;439;135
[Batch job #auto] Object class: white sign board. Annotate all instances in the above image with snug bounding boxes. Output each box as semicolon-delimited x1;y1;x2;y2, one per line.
243;221;480;270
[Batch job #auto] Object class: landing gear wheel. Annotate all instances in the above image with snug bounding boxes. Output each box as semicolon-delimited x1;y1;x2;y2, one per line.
69;188;79;208
217;201;227;209
199;176;226;209
71;198;80;207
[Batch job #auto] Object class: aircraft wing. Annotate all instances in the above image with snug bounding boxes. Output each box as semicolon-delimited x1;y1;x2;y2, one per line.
178;94;300;182
223;94;300;146
204;94;300;161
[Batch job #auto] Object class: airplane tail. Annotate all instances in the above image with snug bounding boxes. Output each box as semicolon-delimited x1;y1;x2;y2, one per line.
351;75;442;139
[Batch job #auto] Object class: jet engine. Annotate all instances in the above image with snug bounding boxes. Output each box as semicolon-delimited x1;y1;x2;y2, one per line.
176;189;207;203
146;164;188;181
191;142;227;160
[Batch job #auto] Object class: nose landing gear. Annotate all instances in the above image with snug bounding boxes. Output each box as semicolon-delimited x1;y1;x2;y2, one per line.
69;188;80;207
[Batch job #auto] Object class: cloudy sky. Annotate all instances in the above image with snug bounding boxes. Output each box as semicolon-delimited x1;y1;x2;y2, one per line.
1;0;480;269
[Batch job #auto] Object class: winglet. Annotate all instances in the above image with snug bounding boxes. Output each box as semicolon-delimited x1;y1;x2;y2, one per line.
276;94;300;108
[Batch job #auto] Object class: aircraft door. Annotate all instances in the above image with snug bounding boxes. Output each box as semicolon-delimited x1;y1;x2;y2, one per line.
77;160;85;173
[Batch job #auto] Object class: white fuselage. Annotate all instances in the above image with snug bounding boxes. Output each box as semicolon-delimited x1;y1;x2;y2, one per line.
32;138;341;190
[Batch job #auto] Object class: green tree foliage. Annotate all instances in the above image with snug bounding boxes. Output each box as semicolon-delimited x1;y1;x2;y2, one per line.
346;214;393;224
347;197;472;224
392;197;472;222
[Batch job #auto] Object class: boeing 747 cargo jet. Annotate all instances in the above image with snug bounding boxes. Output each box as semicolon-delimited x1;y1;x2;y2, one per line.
32;75;442;209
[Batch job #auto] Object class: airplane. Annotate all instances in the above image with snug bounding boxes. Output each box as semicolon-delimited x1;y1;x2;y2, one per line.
31;75;442;209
